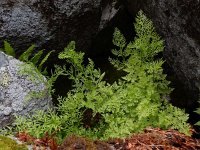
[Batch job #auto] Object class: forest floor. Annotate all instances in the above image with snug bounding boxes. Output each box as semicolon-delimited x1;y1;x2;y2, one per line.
16;127;200;150
106;128;200;150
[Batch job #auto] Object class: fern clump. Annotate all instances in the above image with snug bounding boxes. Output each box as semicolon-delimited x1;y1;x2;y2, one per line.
56;10;190;139
12;10;190;142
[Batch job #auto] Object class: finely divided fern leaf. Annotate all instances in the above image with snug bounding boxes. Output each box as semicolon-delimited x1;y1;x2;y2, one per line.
38;50;55;72
113;28;126;48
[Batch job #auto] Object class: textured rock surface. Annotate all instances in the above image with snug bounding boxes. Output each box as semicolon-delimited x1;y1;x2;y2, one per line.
0;52;52;128
0;0;124;54
0;0;106;53
123;0;200;107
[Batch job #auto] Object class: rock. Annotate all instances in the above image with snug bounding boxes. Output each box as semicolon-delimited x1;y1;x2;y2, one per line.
90;1;135;57
0;0;103;54
0;0;126;54
0;52;52;128
122;0;200;108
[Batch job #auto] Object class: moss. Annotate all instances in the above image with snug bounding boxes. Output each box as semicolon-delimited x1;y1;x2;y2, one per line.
17;63;46;85
17;63;49;102
0;136;28;150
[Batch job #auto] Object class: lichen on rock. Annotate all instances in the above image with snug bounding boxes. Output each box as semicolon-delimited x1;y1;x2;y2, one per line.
0;52;52;128
0;71;10;87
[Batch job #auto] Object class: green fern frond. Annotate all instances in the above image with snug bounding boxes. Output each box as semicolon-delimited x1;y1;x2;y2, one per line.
195;121;200;126
3;41;15;57
108;57;124;70
40;67;48;76
30;49;44;65
134;10;155;37
195;107;200;114
64;41;76;52
1;41;53;76
19;44;35;62
113;28;126;48
38;50;55;72
59;41;84;70
133;10;164;60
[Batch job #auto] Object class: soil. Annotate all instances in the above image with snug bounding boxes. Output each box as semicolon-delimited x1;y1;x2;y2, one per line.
58;128;200;150
15;127;200;150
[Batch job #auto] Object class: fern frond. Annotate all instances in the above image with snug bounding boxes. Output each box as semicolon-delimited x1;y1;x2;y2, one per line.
135;10;155;37
3;41;15;57
19;44;35;62
133;10;164;61
195;121;200;126
59;42;84;70
108;57;124;70
195;107;200;114
64;41;76;52
113;28;126;48
38;50;55;72
40;67;48;76
30;49;44;65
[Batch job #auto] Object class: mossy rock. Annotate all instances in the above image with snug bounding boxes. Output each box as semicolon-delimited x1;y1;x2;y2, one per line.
0;136;27;150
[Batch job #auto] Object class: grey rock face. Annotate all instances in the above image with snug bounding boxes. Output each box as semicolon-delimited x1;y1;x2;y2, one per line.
0;0;103;53
0;52;52;128
0;0;50;53
125;0;200;106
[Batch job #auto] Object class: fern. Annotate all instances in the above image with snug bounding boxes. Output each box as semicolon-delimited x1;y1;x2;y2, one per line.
14;109;62;139
30;49;44;65
11;10;190;142
3;41;15;57
0;41;53;75
38;50;55;73
19;44;35;62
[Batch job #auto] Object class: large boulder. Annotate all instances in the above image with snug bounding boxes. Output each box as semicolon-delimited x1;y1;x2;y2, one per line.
0;52;52;128
0;0;126;55
123;0;200;108
0;0;110;54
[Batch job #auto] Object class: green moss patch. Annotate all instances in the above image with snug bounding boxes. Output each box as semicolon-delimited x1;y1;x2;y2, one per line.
0;136;27;150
